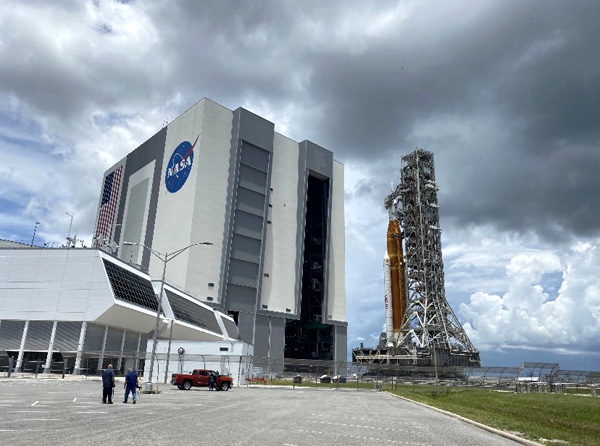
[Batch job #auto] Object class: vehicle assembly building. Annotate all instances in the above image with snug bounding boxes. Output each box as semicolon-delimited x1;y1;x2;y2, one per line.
92;98;347;362
354;149;480;367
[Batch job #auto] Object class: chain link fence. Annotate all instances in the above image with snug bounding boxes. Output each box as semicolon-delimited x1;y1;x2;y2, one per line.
2;351;598;395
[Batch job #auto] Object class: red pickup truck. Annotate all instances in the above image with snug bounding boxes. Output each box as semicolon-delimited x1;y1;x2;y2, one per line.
171;369;233;391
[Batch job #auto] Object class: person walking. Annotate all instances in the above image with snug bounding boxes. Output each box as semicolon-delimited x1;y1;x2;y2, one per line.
102;364;115;404
123;368;138;404
208;373;215;391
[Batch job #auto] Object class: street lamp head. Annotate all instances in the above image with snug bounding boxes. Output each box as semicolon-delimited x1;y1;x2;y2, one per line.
122;241;134;246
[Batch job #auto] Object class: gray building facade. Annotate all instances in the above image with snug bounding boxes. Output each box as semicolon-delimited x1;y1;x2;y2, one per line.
93;98;347;361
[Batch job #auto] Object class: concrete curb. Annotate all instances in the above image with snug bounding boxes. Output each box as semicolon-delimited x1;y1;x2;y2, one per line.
384;391;544;446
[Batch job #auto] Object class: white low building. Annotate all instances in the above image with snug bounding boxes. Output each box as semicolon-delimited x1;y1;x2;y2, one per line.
0;248;251;382
145;339;253;388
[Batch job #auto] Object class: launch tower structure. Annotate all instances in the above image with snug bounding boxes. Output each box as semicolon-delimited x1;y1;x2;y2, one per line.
354;149;480;367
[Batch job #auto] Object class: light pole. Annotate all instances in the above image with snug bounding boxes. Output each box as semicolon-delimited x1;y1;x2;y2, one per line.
31;221;40;247
164;319;175;384
122;240;212;393
65;212;74;247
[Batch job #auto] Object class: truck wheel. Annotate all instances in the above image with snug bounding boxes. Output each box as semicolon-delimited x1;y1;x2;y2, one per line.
220;382;230;391
183;380;192;390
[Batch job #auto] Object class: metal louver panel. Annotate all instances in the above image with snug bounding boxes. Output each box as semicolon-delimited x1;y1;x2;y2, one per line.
221;316;241;340
0;320;25;350
53;321;82;352
24;321;54;351
102;259;159;312
166;290;222;334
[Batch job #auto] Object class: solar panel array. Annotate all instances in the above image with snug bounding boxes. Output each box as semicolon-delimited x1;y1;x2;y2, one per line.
165;289;222;334
102;259;159;312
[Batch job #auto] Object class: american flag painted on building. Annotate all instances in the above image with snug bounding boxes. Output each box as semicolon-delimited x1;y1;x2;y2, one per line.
94;166;123;247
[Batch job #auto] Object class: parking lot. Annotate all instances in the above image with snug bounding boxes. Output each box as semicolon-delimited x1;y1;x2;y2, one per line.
0;378;520;445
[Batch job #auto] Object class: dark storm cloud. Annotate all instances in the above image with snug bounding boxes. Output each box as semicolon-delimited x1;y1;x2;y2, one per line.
292;0;600;242
1;0;598;243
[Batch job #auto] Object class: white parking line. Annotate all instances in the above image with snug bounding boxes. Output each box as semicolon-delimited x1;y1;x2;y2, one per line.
21;419;61;421
72;398;77;402
0;429;51;432
31;401;39;406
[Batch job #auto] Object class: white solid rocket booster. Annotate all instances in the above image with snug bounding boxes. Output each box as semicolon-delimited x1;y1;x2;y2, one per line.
383;252;394;346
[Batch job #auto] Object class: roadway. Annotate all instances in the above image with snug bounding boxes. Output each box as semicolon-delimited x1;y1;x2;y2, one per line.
0;378;521;445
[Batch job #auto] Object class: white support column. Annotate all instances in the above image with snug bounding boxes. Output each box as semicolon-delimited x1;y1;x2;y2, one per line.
15;320;30;372
116;330;126;372
97;326;108;373
44;321;58;373
74;321;88;374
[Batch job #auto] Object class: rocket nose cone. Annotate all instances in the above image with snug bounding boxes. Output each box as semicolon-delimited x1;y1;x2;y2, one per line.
384;251;390;260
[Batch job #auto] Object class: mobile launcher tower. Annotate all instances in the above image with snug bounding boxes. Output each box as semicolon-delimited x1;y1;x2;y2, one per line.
353;149;480;367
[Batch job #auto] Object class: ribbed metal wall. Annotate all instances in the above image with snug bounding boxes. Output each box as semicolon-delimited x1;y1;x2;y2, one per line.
139;333;150;352
105;327;123;352
83;323;106;352
123;331;139;353
24;321;54;351
0;320;26;350
0;319;146;362
53;321;82;352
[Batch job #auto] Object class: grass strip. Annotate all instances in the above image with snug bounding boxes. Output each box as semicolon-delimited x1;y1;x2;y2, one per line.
389;385;600;445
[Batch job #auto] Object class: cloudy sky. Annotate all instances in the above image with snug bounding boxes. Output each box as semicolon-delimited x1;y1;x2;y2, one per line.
1;0;598;370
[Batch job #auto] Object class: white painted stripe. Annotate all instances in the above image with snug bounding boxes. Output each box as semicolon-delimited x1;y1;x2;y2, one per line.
21;419;61;421
0;430;50;432
31;401;39;406
72;398;77;402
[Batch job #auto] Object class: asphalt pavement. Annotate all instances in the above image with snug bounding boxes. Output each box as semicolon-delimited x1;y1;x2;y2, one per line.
0;378;521;445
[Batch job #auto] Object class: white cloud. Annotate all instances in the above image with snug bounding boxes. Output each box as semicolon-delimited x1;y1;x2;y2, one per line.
460;240;600;354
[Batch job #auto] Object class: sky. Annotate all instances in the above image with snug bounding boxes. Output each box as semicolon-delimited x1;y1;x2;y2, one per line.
0;0;599;371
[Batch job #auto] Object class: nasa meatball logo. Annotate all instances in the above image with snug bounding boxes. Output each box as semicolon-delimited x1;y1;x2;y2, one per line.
165;135;199;193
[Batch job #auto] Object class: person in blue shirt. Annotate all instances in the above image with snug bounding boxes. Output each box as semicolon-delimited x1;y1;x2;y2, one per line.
101;364;115;404
123;368;138;404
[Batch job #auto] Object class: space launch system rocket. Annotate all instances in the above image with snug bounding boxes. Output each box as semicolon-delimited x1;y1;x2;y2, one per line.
384;218;406;346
